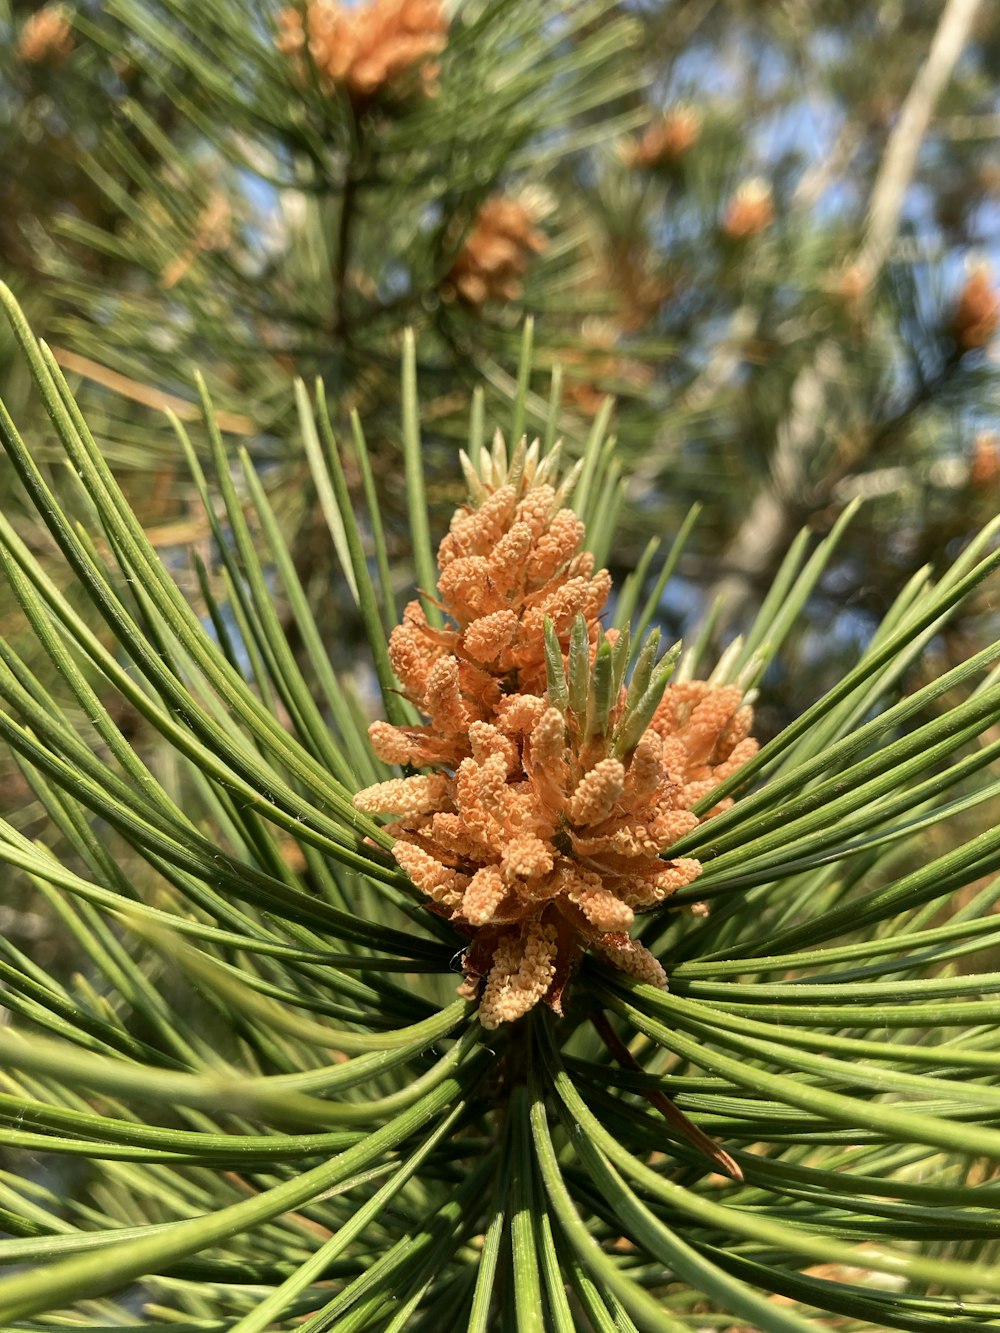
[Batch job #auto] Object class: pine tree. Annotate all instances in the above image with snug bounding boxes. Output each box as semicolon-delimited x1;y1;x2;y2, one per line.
3;1;1000;1327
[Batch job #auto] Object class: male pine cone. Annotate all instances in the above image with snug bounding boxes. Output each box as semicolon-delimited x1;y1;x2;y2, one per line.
354;437;757;1028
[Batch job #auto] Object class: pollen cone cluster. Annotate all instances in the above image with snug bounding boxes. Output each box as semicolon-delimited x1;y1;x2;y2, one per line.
623;105;702;171
275;0;447;104
950;264;1000;353
354;437;757;1028
17;5;74;64
447;196;548;307
721;178;775;241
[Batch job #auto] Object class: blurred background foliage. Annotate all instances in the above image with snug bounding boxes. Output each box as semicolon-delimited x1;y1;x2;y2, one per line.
3;0;1000;700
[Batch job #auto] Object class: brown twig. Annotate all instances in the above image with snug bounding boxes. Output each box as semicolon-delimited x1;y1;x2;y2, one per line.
591;1009;743;1183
